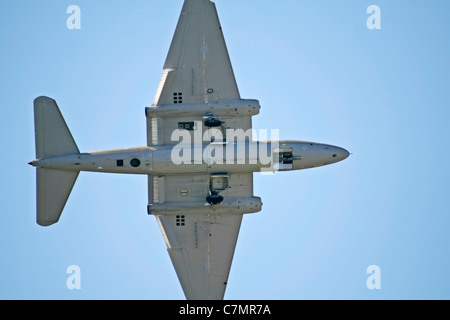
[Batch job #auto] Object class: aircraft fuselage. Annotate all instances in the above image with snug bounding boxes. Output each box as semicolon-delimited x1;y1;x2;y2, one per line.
29;141;349;175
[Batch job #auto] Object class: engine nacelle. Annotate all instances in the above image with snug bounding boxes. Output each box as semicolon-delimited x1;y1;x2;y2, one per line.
145;99;260;118
147;196;262;215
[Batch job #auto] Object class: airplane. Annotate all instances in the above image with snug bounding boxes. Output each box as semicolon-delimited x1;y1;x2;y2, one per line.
29;0;349;300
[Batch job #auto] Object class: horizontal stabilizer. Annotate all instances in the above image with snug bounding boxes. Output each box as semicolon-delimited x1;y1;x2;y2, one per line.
32;96;80;226
36;168;79;226
34;96;79;159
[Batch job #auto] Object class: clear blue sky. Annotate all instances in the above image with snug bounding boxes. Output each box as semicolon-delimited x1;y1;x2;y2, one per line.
1;0;450;299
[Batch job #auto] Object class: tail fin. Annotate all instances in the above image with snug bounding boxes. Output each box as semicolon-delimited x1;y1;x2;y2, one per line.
33;97;80;226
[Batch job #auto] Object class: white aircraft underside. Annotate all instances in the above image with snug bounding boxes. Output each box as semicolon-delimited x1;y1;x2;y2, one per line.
29;0;349;300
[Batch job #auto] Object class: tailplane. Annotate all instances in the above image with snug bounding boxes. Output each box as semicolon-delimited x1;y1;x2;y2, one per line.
36;168;79;226
34;96;79;158
32;97;80;226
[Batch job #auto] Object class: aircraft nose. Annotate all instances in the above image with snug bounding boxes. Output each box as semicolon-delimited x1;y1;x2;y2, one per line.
331;147;350;162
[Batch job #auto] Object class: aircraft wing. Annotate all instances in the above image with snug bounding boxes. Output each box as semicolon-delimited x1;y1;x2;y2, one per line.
152;0;240;107
147;0;253;147
149;173;253;299
147;0;258;299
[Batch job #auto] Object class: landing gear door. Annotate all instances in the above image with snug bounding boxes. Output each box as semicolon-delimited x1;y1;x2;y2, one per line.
273;147;293;171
